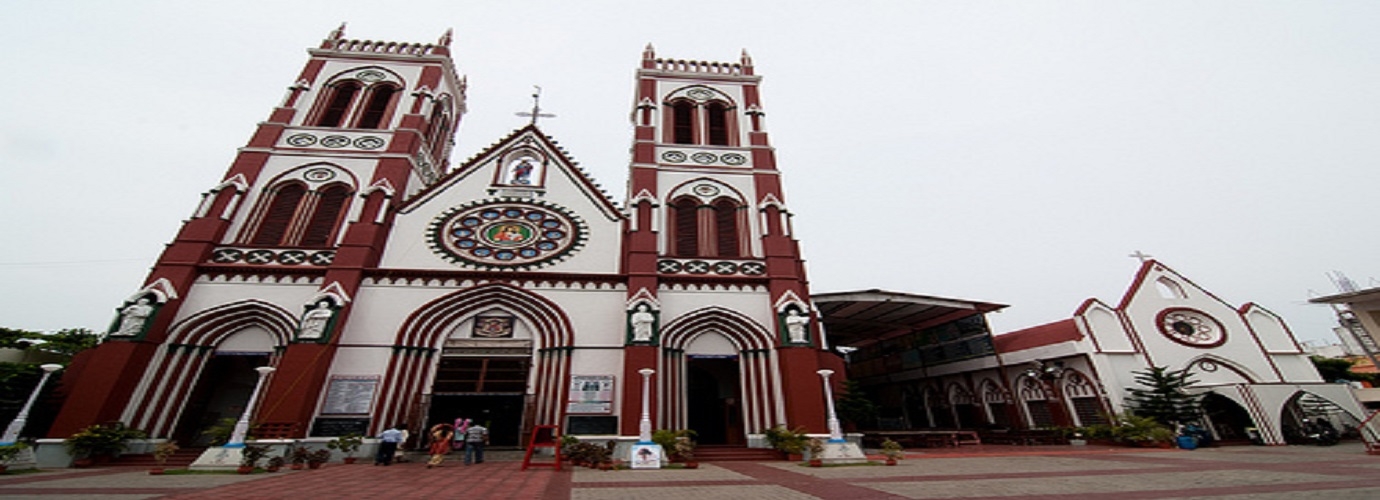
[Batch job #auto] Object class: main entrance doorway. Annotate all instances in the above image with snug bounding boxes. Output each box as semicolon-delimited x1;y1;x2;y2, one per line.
173;353;270;445
687;356;743;445
428;339;532;447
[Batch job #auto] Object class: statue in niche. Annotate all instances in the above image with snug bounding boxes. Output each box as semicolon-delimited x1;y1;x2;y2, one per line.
785;309;810;343
114;298;154;336
630;304;657;342
299;301;335;340
510;157;536;185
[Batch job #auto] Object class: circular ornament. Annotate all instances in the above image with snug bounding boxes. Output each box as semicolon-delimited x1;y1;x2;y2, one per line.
356;70;386;82
1155;308;1226;348
687;88;714;100
320;135;352;148
430;200;586;269
721;153;747;165
662;151;687;163
286;133;318;147
691;152;718;164
303;168;336;182
354;136;385;150
692;184;720;197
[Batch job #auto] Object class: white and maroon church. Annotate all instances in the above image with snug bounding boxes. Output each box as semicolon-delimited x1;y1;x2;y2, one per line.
48;27;842;448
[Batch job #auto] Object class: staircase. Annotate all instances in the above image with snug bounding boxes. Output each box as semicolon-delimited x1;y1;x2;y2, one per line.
693;445;781;462
110;447;206;468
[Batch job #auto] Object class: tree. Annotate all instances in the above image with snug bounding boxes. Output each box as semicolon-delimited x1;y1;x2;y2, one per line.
1123;366;1203;426
1309;355;1376;385
835;379;878;430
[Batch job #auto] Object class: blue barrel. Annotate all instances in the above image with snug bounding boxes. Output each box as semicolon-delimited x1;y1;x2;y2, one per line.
1177;435;1198;450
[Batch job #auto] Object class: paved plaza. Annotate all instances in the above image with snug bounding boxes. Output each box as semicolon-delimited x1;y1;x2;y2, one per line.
3;444;1380;499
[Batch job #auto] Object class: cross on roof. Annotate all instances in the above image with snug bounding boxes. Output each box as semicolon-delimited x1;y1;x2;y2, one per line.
1129;250;1154;263
515;85;556;126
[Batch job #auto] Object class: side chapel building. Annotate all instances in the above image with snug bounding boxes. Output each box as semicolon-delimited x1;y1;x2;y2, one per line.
48;27;842;447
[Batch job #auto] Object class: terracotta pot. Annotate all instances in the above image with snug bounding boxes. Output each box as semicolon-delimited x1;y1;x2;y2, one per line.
237;465;254;474
343;457;357;464
787;453;803;462
72;458;94;468
308;462;323;470
290;463;304;470
885;458;897;466
809;459;823;468
266;465;281;473
685;462;699;469
148;468;164;475
598;462;611;471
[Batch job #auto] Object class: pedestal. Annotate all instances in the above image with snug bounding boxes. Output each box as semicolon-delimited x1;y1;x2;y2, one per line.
3;448;38;471
817;441;867;465
189;446;245;471
629;443;663;469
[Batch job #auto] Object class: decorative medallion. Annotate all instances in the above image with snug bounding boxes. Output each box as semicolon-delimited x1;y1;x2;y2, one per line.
353;136;385;150
303;168;337;182
661;151;687;163
356;70;387;83
691;152;717;164
429;199;587;270
1156;308;1227;348
473;316;515;338
287;133;319;147
721;153;747;165
692;184;720;197
687;88;715;100
320;135;352;148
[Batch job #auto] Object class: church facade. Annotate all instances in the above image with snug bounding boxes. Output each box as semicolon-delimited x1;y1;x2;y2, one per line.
49;27;841;447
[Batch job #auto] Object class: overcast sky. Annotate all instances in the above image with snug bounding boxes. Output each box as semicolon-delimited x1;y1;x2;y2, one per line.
2;1;1377;346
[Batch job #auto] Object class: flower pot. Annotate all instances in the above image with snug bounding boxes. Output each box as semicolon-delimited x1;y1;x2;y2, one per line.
237;465;254;474
72;458;94;468
290;463;304;470
885;458;897;466
598;462;611;471
685;461;699;469
266;465;281;473
148;468;164;475
343;457;357;464
308;462;323;470
808;459;823;467
787;453;803;462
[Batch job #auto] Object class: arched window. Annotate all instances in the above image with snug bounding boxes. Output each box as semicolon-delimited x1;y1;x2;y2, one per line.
671;101;695;145
713;199;739;257
251;184;307;245
355;85;398;129
300;185;351;247
672;198;699;257
314;82;361;128
424;99;453;160
706;101;730;146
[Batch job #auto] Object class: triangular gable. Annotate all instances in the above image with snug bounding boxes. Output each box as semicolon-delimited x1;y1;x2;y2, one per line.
1114;259;1237;312
398;125;622;221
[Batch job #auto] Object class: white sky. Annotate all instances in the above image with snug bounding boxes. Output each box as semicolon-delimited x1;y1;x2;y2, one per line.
2;1;1377;345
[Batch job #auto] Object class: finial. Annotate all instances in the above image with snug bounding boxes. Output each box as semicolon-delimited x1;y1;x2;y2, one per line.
439;28;453;47
643;43;656;60
328;22;347;41
741;49;753;67
1129;250;1154;263
515;85;556;127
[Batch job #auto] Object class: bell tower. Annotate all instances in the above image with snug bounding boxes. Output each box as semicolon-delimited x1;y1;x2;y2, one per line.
620;46;837;438
49;25;467;437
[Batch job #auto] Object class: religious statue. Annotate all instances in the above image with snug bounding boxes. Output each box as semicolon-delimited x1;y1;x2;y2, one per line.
114;298;154;336
785;309;810;343
630;304;656;342
299;302;335;340
510;158;535;185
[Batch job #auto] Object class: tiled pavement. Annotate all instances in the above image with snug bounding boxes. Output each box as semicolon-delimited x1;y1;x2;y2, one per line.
4;444;1380;499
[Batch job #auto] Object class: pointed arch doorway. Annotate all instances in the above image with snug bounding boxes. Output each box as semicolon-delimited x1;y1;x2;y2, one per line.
686;355;743;445
426;338;533;448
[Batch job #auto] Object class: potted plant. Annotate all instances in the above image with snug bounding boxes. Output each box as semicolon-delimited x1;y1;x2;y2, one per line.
880;438;904;465
238;444;268;474
0;443;29;474
307;448;331;469
289;446;310;470
764;425;808;461
652;429;697;463
326;433;364;464
807;437;825;467
64;422;147;466
673;436;698;469
265;456;285;472
149;441;179;475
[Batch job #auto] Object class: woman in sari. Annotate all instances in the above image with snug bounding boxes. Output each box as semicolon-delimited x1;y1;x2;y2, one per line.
426;422;454;468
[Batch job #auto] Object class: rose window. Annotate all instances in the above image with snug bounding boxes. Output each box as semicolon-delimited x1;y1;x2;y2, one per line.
430;200;585;269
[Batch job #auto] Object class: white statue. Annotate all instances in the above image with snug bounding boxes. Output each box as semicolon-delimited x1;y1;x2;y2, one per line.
785;309;810;343
115;298;154;336
630;304;656;342
299;302;334;340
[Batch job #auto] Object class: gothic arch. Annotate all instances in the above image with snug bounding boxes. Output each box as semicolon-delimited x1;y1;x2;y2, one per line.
979;378;1012;426
373;283;575;434
659;307;778;434
239;163;360;247
1186;354;1261;384
122;300;295;437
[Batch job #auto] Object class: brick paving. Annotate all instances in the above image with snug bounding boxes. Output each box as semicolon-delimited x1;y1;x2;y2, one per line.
2;444;1379;499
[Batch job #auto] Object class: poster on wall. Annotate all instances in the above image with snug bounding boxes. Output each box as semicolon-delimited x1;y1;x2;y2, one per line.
320;376;379;415
566;375;615;414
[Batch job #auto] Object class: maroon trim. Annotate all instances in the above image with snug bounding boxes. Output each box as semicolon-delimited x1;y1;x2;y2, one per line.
1154;307;1229;349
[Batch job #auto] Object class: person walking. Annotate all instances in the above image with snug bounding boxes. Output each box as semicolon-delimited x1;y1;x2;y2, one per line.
375;423;405;465
426;422;454;468
453;418;470;453
463;421;489;465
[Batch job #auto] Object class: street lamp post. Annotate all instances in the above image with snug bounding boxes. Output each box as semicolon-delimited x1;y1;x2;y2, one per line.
637;368;655;444
817;369;844;443
225;366;276;448
0;363;63;446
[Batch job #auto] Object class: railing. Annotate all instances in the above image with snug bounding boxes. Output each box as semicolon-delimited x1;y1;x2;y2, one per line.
329;39;440;57
1356;409;1380;455
652;58;743;75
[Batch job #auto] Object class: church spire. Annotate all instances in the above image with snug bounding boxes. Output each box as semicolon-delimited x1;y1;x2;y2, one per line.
439;28;453;47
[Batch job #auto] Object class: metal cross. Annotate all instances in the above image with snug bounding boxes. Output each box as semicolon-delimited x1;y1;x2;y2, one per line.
1129;250;1153;263
515;85;556;126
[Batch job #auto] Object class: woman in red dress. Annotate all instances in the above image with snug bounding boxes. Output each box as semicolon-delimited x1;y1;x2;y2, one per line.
426;423;454;468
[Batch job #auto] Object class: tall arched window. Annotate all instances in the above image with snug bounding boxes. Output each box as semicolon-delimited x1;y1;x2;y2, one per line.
300;185;351;247
424;99;453;161
355;85;399;129
672;198;699;257
314;82;361;128
671;101;695;145
251;184;307;245
713;199;740;257
706;101;730;146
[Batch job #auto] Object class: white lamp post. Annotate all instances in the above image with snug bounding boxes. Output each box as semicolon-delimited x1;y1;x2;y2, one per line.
225;366;276;448
817;369;844;443
638;368;655;443
0;363;63;446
